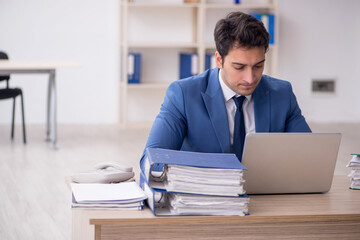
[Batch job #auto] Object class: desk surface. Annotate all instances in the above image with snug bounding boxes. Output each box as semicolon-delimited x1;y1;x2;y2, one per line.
72;175;360;240
85;175;359;217
0;60;79;149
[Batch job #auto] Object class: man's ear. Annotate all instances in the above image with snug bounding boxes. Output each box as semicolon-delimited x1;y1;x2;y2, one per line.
215;51;223;69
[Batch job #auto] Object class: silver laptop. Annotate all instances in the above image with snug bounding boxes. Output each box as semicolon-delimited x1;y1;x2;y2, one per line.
242;133;341;194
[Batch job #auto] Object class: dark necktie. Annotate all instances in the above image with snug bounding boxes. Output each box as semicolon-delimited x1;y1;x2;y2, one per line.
233;96;246;162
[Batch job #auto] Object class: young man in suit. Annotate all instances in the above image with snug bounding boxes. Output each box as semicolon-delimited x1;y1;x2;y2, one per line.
140;11;311;169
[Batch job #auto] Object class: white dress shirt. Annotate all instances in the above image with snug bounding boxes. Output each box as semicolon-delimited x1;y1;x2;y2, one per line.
218;70;256;147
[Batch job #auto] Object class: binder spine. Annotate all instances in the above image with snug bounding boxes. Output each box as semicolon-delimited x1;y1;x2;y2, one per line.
180;53;198;79
143;156;151;184
191;54;198;75
142;181;156;214
268;14;275;45
128;52;141;84
139;170;146;189
261;14;269;33
251;13;275;45
205;54;216;70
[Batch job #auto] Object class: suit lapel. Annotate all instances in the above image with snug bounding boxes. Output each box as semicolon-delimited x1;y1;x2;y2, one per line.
253;77;270;132
201;68;230;153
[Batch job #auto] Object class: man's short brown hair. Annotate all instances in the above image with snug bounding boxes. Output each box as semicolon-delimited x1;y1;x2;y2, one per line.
214;12;270;60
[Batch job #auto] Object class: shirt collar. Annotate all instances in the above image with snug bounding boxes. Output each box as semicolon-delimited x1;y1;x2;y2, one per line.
218;69;252;102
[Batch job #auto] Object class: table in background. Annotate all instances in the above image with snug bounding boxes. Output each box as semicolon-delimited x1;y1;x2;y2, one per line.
72;175;360;240
0;61;79;149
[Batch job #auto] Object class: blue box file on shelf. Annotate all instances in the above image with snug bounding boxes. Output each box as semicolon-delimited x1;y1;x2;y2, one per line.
128;52;141;84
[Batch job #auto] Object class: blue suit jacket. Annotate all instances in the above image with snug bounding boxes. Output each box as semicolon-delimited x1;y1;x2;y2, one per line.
140;68;311;169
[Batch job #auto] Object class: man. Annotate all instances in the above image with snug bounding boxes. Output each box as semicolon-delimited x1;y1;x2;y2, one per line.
140;11;311;169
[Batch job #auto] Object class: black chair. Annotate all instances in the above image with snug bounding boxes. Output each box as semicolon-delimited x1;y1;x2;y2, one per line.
0;51;26;143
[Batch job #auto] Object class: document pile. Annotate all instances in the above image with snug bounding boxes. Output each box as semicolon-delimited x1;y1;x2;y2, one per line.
140;148;249;216
346;153;360;190
165;165;245;196
71;182;147;210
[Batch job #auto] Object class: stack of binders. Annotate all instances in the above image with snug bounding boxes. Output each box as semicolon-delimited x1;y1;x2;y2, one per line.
346;153;360;189
251;13;275;45
179;53;198;79
140;148;249;216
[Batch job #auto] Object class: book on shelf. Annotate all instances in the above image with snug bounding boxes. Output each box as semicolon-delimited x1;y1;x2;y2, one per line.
70;181;147;210
207;0;267;4
346;153;360;190
179;53;199;79
128;52;141;84
128;0;187;3
140;148;249;216
205;53;216;70
251;13;275;45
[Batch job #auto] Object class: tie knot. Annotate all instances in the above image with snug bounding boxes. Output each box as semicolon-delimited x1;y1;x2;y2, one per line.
233;96;246;109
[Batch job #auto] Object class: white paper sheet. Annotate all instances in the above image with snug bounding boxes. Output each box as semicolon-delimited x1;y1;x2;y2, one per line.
71;181;147;204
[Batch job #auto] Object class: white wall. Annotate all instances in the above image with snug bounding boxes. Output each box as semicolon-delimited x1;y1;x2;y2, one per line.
277;0;360;123
0;0;119;124
0;0;359;125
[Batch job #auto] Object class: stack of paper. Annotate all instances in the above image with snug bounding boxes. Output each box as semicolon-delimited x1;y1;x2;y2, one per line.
165;165;245;196
346;154;360;189
140;148;248;216
71;182;147;210
168;193;249;216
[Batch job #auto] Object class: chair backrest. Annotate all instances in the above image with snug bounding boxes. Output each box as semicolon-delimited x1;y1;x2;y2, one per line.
0;51;10;84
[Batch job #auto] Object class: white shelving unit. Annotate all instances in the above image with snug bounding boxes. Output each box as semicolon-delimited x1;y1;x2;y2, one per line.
119;0;278;127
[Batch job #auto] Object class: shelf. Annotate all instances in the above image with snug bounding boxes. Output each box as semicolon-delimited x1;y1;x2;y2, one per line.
204;43;276;50
126;2;199;8
120;121;153;129
120;0;278;126
126;42;199;49
205;3;274;10
204;43;216;49
125;82;171;89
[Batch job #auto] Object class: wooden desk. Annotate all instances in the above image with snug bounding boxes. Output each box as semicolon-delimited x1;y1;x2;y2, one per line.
0;61;78;148
72;176;360;240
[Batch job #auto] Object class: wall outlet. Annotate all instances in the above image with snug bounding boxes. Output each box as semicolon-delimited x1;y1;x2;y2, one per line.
312;79;336;93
